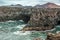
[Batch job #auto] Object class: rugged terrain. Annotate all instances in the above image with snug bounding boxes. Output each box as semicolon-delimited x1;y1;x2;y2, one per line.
46;32;60;40
0;6;31;22
22;8;60;31
0;3;60;31
34;2;60;8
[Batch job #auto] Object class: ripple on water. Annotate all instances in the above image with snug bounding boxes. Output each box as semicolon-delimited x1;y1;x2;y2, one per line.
0;20;59;40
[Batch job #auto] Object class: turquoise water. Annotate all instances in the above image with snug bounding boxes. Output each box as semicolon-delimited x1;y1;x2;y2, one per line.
0;20;60;40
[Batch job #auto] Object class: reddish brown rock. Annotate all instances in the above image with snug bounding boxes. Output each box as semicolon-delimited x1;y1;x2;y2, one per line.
46;32;60;40
34;2;60;8
33;38;42;40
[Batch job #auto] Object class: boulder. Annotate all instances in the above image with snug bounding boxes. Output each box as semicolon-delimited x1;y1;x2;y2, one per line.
33;38;42;40
46;32;60;40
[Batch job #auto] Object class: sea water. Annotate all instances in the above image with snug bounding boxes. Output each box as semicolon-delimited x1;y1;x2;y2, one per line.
0;20;60;40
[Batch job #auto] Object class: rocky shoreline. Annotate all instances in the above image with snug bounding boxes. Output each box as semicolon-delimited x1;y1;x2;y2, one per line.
22;8;60;31
21;26;55;31
33;31;60;40
46;32;60;40
0;6;60;31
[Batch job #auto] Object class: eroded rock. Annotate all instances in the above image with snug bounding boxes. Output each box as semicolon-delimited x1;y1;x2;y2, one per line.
33;38;42;40
22;8;60;31
46;32;60;40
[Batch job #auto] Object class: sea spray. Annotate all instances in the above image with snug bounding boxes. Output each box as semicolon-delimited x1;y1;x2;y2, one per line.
16;24;27;30
13;31;31;35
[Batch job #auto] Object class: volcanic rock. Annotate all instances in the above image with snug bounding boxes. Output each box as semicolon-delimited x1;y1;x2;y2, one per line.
22;8;60;31
34;2;60;8
33;38;42;40
46;32;60;40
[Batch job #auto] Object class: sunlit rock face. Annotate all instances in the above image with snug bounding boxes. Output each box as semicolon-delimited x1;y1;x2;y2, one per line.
22;8;60;31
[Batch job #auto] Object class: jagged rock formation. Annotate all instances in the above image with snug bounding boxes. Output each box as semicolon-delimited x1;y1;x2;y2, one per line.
22;8;60;31
46;32;60;40
0;3;60;31
0;7;31;22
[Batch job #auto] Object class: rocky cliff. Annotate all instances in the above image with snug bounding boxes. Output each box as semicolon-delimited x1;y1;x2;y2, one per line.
0;6;60;31
0;6;31;22
22;8;60;31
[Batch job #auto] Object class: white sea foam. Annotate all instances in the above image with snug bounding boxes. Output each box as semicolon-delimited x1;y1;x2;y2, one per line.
6;20;24;22
56;25;60;27
16;24;26;29
0;20;24;23
0;26;2;28
19;20;24;22
13;31;31;35
7;20;15;22
56;31;60;34
0;20;15;23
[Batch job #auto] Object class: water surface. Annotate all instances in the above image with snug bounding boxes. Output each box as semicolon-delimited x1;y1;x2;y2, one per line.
0;20;60;40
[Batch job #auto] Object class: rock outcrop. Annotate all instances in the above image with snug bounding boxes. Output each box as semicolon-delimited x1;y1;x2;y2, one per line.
0;5;60;31
46;32;60;40
33;38;42;40
22;8;60;31
0;7;31;22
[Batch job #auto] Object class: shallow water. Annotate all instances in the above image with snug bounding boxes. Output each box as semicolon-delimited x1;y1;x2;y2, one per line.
0;20;60;40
